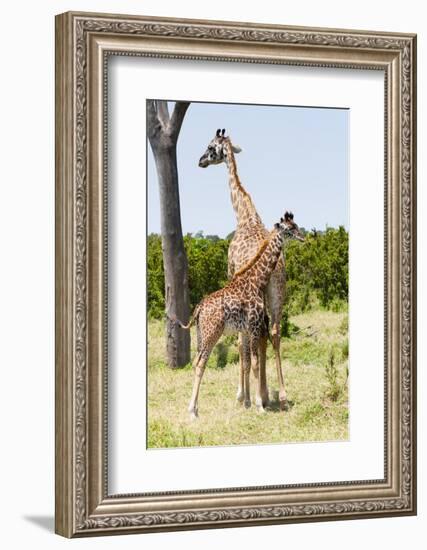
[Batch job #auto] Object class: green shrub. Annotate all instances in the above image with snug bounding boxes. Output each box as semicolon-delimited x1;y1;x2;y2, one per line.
147;227;349;319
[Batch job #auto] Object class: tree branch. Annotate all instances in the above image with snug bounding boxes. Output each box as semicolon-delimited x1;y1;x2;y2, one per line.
147;99;161;144
169;101;190;140
156;100;170;128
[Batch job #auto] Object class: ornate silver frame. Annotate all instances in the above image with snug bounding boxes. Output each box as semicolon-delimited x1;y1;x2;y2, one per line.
55;11;417;537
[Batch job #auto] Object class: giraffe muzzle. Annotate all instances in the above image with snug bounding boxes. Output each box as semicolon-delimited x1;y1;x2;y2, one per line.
198;156;209;168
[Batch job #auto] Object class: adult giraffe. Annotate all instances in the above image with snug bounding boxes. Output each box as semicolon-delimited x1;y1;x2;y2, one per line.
198;129;288;411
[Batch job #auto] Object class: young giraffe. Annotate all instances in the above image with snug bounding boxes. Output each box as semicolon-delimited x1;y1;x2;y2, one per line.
174;212;304;420
198;129;289;410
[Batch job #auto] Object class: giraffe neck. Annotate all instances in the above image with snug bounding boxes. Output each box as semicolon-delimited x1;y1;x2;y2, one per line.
243;229;285;290
224;141;263;228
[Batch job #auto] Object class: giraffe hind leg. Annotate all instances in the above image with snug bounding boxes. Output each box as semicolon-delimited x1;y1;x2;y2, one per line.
267;272;288;411
271;322;287;410
188;350;209;420
188;320;223;420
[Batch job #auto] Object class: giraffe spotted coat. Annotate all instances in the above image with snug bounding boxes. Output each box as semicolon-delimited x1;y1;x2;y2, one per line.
198;130;288;410
175;213;304;419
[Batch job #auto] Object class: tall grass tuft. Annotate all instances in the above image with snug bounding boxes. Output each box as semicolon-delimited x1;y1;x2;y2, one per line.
324;349;341;402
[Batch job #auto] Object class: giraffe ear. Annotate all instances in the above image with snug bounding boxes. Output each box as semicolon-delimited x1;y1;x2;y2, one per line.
280;217;284;223
232;145;242;154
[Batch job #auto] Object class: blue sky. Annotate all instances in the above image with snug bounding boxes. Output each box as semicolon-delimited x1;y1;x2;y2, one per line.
148;101;348;237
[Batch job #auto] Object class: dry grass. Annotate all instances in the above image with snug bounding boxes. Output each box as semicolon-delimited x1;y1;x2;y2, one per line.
147;310;349;449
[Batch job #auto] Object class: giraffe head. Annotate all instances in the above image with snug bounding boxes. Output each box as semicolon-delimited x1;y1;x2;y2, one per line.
198;128;242;168
275;212;305;242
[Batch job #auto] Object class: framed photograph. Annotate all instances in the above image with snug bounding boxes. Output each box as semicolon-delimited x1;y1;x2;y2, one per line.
55;11;417;537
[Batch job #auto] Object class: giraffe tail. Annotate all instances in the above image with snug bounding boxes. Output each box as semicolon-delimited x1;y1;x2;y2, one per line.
168;304;201;330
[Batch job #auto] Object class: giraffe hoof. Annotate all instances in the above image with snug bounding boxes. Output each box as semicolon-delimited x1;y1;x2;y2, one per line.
256;405;266;414
189;408;199;421
279;399;288;412
236;391;244;404
244;399;251;409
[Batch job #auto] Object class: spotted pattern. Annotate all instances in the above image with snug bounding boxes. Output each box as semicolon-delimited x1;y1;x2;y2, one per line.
198;131;292;410
184;217;303;418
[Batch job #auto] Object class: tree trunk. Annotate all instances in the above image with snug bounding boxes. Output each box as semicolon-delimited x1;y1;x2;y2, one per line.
147;100;191;368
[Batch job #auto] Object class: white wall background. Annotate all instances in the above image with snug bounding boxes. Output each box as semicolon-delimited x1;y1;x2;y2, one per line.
0;1;424;548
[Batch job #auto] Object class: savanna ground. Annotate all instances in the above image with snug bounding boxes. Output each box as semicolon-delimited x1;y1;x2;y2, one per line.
147;309;349;449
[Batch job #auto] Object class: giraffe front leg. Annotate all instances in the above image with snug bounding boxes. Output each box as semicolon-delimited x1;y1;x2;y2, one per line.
244;360;251;409
237;334;251;408
243;335;252;408
271;322;287;410
250;338;265;413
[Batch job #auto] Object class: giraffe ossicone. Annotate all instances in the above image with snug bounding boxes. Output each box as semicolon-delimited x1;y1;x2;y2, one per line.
198;129;242;168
